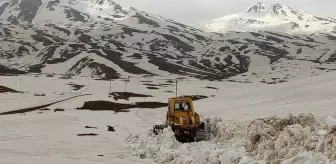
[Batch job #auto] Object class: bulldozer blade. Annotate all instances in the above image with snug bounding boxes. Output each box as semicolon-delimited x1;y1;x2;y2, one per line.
194;129;206;142
152;124;168;135
194;122;206;142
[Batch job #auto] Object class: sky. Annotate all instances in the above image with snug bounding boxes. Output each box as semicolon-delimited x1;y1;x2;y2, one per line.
112;0;336;27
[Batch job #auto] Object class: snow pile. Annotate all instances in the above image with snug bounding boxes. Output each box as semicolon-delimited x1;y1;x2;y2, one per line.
245;113;324;163
126;113;336;164
326;116;336;127
126;128;181;163
204;117;246;141
245;113;336;163
126;127;262;164
282;152;330;164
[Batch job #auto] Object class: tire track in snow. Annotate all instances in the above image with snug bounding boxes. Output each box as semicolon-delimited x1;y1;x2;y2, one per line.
0;94;91;115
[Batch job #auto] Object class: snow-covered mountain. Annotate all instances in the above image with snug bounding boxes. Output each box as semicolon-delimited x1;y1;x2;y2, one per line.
0;0;132;24
1;0;336;83
0;0;220;79
204;2;336;34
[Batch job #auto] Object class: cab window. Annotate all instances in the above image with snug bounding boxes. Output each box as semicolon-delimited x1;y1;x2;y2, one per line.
174;102;190;111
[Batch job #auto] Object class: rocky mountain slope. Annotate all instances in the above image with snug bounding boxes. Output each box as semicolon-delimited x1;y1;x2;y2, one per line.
1;0;336;83
204;2;336;35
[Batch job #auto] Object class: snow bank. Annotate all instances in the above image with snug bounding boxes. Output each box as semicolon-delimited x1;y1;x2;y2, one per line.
245;113;336;163
282;152;330;164
326;116;336;127
205;117;246;141
126;127;263;164
126;113;336;164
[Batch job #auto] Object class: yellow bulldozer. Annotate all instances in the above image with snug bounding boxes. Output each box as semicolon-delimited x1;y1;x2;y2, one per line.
153;97;206;142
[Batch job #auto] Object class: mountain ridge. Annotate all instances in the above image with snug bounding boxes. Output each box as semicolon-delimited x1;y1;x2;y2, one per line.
204;2;336;35
1;0;336;84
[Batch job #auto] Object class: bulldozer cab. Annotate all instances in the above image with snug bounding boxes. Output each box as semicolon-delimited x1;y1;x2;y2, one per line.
168;97;195;116
174;101;190;111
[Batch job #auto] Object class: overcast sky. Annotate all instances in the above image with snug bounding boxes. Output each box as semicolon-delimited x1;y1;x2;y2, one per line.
113;0;336;27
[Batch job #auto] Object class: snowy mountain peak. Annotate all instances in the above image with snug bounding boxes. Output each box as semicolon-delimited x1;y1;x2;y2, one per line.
246;2;267;13
269;3;291;16
245;2;300;18
90;0;117;6
3;0;336;83
86;0;129;14
204;2;336;34
0;0;132;24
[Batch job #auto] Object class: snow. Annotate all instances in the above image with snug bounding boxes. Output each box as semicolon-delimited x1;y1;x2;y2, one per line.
0;109;150;164
282;152;330;164
203;2;336;35
2;0;336;83
126;127;261;164
326;116;336;126
43;51;131;77
133;56;173;77
3;0;133;25
2;1;336;161
127;114;336;164
247;54;270;72
1;71;336;163
2;0;336;163
230;59;329;84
